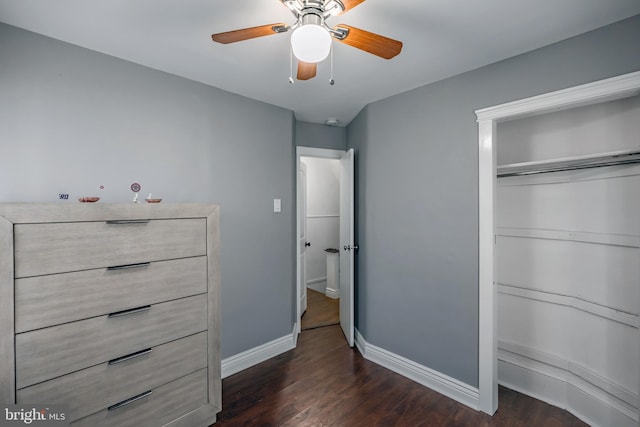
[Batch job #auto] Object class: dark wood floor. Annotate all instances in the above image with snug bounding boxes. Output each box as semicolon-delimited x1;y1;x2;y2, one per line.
301;288;340;330
214;325;588;427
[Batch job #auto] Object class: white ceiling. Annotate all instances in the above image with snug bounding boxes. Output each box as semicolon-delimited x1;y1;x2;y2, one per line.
1;1;639;126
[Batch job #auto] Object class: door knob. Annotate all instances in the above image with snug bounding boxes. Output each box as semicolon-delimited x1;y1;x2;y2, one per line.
305;242;311;247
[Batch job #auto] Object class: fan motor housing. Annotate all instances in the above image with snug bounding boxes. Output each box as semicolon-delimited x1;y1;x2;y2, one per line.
300;11;324;27
284;0;345;21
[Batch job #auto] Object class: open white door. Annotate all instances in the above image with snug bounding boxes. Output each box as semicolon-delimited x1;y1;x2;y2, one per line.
339;149;355;347
298;161;308;317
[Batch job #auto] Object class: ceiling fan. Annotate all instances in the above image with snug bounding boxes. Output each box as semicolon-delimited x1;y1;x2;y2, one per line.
211;0;403;81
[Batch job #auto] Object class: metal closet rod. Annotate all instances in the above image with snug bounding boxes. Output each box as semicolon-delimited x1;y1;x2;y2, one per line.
497;151;640;178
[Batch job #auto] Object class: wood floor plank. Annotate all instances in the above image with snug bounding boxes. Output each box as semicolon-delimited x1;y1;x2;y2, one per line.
214;326;589;426
302;289;340;330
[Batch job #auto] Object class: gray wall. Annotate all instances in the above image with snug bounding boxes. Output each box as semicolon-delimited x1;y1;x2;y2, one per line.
296;121;346;150
347;14;640;388
0;23;296;359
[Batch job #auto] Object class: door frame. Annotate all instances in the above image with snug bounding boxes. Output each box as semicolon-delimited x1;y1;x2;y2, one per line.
475;71;640;415
298;160;308;318
295;146;349;335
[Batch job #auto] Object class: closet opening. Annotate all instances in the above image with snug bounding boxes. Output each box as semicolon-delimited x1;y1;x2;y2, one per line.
475;71;640;422
495;96;640;427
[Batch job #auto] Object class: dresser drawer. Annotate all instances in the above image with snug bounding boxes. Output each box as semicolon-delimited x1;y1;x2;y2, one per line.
17;332;207;423
15;256;208;332
71;369;208;427
16;294;208;388
14;218;206;278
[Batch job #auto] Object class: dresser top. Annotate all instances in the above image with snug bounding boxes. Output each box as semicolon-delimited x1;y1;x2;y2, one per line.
0;203;219;223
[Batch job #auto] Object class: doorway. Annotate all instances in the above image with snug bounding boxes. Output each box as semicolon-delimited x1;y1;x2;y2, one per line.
299;155;341;330
296;147;355;346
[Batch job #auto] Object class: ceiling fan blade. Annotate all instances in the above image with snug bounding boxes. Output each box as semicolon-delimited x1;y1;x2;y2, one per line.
333;24;402;59
297;61;317;80
338;0;366;15
212;23;287;44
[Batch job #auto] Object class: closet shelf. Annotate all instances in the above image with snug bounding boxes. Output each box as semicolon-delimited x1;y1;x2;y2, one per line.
497;149;640;177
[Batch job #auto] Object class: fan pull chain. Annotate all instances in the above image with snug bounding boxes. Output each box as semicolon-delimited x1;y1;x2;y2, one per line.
329;43;335;86
289;45;294;84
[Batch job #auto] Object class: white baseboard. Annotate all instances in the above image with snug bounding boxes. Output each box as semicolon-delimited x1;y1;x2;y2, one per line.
499;342;638;427
221;324;297;379
354;329;480;410
306;277;327;294
325;287;338;299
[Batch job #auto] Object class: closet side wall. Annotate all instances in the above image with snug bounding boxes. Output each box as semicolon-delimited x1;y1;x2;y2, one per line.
496;97;640;427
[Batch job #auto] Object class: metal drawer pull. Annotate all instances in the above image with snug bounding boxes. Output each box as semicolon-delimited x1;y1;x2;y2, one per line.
106;219;150;225
108;305;151;318
108;390;153;411
107;262;151;271
108;348;153;366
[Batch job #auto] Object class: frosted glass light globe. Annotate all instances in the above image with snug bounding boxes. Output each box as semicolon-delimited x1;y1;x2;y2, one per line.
291;24;332;63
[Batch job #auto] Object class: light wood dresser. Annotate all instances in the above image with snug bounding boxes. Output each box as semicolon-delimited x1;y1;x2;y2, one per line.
0;203;221;426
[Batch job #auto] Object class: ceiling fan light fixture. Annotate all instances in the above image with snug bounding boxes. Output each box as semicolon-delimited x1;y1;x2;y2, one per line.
291;24;332;63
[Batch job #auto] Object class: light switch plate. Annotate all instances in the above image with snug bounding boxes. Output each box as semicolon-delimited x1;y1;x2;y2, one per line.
273;198;281;213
